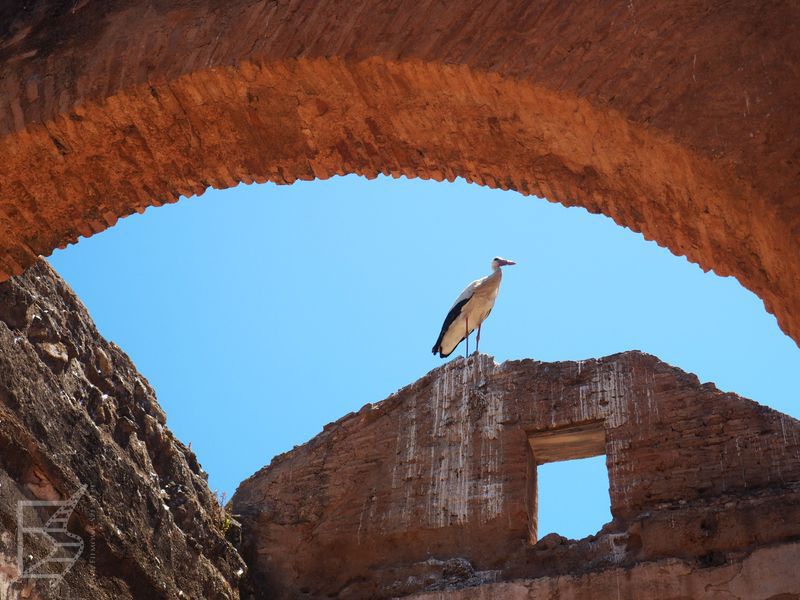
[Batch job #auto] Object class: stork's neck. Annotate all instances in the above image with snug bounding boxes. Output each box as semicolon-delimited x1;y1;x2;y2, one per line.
490;265;503;279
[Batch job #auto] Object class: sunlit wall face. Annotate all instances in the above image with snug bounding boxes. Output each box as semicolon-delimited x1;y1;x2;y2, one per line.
48;175;799;538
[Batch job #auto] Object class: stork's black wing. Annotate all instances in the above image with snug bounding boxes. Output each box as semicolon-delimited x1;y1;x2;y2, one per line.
431;297;471;357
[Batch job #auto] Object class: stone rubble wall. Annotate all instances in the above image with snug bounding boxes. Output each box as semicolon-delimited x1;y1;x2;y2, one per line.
0;260;245;600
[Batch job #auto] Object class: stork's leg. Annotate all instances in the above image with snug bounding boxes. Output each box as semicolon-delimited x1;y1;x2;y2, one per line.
465;316;469;358
476;323;481;355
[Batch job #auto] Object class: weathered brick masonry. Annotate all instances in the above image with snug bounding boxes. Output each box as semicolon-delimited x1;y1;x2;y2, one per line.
2;3;800;597
0;261;245;599
232;354;800;598
0;1;799;344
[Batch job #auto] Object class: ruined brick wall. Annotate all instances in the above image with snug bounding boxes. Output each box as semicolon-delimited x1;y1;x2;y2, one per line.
232;354;800;599
409;542;800;600
0;1;799;344
0;260;246;599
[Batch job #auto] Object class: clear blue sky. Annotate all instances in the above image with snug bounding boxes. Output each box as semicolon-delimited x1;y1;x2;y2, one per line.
48;175;799;540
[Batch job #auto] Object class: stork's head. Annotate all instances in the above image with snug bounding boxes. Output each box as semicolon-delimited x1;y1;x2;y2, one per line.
491;256;516;269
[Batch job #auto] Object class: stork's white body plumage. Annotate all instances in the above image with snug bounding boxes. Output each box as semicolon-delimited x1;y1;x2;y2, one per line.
432;257;515;358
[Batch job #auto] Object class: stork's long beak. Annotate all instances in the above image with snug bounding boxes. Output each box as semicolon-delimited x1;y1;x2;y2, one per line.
500;259;516;266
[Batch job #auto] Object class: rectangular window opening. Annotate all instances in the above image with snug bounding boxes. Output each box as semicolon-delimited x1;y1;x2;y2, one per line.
526;422;611;543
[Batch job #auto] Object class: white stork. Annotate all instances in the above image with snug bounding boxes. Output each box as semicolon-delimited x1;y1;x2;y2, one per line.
432;257;516;358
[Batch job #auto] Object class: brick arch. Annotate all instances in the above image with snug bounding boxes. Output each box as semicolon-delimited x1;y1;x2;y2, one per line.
1;1;798;343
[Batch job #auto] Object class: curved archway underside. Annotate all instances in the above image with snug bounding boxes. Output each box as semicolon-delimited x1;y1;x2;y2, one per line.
0;0;798;343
